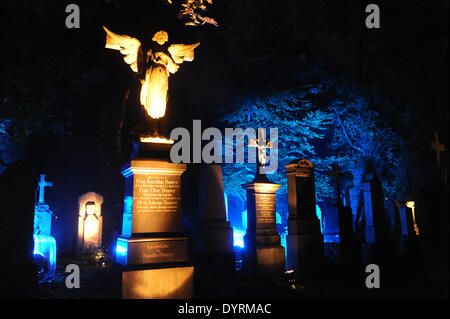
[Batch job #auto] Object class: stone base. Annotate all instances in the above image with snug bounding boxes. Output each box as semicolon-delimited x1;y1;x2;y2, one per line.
256;246;286;275
122;265;194;299
286;233;323;277
195;220;234;254
324;242;343;266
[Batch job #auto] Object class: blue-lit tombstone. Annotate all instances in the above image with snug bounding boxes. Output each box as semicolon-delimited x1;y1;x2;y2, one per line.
322;164;357;267
33;174;57;283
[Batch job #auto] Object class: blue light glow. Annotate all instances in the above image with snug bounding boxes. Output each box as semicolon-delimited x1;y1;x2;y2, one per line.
33;234;56;283
316;204;323;234
121;196;133;237
233;228;246;248
241;210;247;230
324;234;340;243
276;212;282;224
116;239;128;256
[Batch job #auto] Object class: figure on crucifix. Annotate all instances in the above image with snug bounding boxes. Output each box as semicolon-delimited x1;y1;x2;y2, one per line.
103;26;200;142
249;128;273;180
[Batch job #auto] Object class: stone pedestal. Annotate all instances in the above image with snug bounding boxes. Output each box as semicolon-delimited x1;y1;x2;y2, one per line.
285;159;323;278
116;155;193;299
242;182;285;275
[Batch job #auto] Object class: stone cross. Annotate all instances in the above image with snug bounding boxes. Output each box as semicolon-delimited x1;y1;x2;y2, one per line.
430;131;445;168
249;128;273;174
328;163;344;207
38;174;53;203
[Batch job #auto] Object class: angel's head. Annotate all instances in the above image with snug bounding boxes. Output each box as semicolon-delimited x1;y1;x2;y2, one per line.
152;31;168;45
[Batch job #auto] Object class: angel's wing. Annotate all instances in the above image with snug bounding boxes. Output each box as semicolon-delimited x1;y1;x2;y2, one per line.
103;26;143;73
168;43;201;64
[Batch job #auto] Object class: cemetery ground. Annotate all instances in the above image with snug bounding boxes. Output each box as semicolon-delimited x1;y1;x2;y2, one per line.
36;246;445;299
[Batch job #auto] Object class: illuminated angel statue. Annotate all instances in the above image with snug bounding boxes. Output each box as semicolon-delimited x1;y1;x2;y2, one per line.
103;26;200;121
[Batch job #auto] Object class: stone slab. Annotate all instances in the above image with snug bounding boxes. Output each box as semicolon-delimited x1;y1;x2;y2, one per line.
122;265;194;299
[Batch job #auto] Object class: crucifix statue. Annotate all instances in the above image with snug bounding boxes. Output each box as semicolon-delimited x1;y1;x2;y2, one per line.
430;131;445;168
328;163;344;207
249;128;273;179
37;174;53;204
103;26;200;141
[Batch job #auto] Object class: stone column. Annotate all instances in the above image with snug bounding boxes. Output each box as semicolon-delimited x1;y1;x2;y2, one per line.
116;153;193;299
285;159;323;278
193;164;235;276
242;181;285;275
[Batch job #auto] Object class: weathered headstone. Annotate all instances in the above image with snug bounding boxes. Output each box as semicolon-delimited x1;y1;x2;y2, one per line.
116;144;193;299
285;159;323;278
242;181;285;275
193;164;235;277
34;175;54;236
0;161;37;297
361;174;389;264
398;204;417;247
77;192;103;250
33;174;57;283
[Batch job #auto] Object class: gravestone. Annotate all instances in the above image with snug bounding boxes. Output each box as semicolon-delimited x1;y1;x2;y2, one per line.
361;174;389;264
116;143;193;299
285;159;323;278
78;192;103;250
0;161;37;298
34;175;54;236
241;129;285;275
242;182;285;275
398;204;417;252
193;164;235;277
385;200;402;243
33;174;57;283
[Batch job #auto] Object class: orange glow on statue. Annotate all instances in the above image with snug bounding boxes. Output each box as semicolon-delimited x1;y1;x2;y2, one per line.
103;26;200;139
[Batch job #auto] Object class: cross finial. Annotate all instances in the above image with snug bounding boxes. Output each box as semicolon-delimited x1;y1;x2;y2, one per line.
38;174;53;203
328;163;344;207
249;128;273;174
430;131;445;168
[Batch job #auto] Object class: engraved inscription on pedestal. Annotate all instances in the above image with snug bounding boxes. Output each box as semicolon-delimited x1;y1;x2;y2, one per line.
255;194;276;225
125;164;185;234
134;174;181;215
124;238;188;266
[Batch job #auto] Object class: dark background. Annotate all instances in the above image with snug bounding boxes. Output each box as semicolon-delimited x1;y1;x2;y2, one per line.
0;0;448;252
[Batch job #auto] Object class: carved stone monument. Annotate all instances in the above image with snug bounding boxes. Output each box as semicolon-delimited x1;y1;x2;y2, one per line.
34;175;54;236
116;157;193;299
242;130;285;275
285;159;323;277
193;164;235;277
361;174;389;264
105;25;198;299
77;192;103;250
